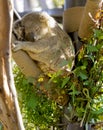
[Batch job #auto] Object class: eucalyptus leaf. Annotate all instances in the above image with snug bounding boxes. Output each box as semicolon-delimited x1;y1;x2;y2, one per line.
87;45;98;53
79;71;88;80
92;108;103;115
27;94;38;109
61;77;70;88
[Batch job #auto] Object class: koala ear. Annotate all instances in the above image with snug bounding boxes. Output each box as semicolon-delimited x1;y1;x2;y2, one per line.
39;12;49;23
39;12;56;28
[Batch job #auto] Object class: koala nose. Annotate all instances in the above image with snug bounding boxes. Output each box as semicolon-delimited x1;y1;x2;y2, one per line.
25;32;35;42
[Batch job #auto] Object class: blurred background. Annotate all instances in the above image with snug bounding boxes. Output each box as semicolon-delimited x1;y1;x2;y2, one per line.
13;0;86;22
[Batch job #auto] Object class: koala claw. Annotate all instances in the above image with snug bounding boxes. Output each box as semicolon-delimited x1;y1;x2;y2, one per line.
12;41;23;52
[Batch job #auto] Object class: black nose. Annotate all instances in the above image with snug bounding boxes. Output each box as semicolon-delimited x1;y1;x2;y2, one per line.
25;32;35;42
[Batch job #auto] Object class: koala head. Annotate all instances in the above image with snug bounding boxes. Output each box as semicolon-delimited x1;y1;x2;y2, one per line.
21;12;56;41
13;12;56;42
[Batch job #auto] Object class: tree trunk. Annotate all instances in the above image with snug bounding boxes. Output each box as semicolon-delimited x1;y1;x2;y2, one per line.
0;0;24;130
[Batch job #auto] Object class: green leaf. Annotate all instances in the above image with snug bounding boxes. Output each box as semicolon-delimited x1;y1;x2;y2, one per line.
27;94;38;109
74;67;88;80
61;77;70;88
93;29;103;38
79;71;88;80
83;80;90;86
59;59;69;67
92;108;103;115
68;58;74;70
76;107;85;117
69;91;80;96
85;55;95;62
59;59;73;70
98;35;103;40
87;45;98;53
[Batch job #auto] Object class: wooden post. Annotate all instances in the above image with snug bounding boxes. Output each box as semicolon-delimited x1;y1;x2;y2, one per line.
64;0;86;10
78;0;103;39
0;0;24;130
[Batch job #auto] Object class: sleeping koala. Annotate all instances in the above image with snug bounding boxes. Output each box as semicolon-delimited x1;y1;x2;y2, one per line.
12;12;75;76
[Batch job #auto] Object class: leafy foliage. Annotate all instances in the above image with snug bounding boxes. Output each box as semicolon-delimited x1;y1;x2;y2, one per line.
13;66;61;129
49;28;103;127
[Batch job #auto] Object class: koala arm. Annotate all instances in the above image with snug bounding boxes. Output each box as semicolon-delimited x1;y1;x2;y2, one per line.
13;36;56;53
12;34;43;78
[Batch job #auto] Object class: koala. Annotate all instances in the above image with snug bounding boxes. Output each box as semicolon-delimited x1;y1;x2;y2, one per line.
12;12;75;76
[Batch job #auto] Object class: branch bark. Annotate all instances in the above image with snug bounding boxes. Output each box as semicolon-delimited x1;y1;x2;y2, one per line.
0;0;24;130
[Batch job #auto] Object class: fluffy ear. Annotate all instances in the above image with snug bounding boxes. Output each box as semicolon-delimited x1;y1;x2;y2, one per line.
40;12;56;28
39;12;49;23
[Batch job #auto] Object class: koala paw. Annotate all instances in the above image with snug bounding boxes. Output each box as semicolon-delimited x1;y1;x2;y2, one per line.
12;41;23;52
